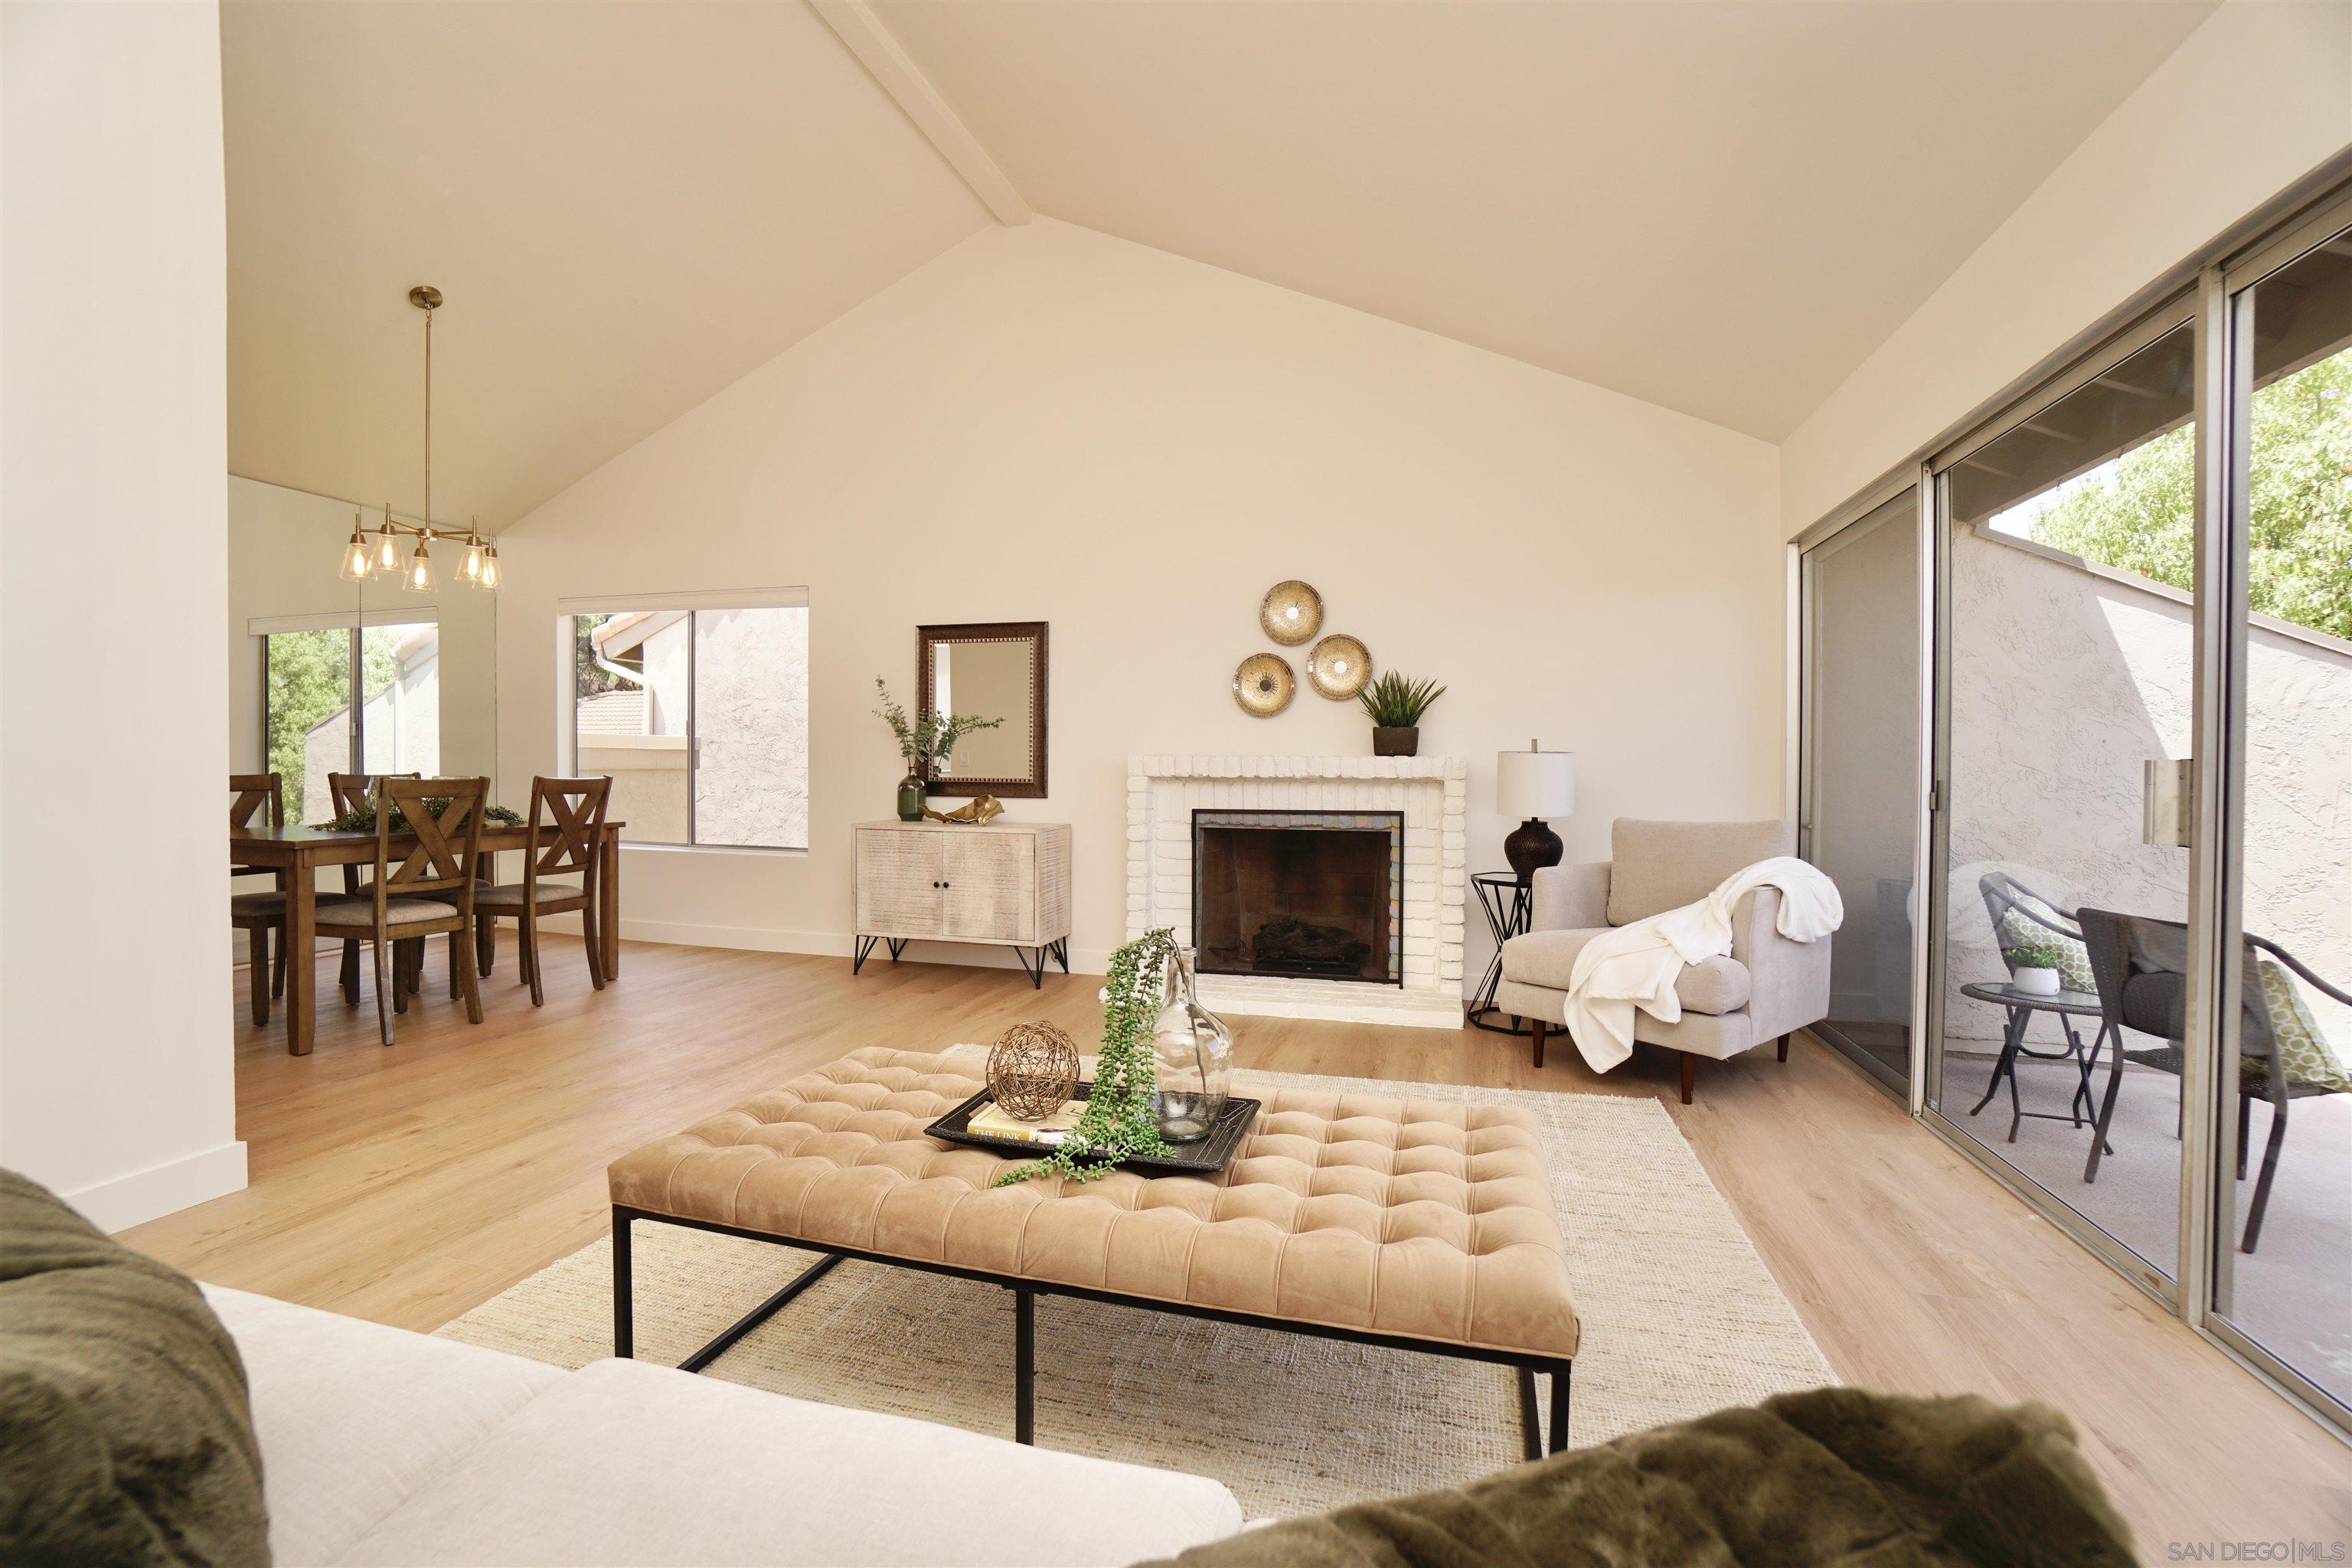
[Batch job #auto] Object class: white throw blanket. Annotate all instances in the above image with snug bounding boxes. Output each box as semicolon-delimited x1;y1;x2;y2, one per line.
1559;856;1843;1072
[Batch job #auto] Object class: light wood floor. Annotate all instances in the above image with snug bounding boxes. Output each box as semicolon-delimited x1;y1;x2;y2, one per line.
126;941;2350;1550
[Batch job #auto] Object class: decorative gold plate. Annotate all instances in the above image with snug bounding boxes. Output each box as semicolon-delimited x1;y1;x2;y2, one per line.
1259;580;1325;645
1305;634;1371;700
1233;653;1295;717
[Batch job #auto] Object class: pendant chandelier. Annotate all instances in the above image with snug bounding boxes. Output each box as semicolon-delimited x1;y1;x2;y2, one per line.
338;285;498;593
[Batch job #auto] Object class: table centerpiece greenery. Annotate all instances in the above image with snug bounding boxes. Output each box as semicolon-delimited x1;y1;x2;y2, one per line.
995;927;1178;1185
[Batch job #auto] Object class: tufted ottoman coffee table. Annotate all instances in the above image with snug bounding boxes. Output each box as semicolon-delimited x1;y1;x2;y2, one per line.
608;1047;1581;1459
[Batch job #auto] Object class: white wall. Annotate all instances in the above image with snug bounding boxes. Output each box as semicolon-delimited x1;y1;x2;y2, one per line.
499;219;1782;979
1781;1;2352;534
2;2;244;1228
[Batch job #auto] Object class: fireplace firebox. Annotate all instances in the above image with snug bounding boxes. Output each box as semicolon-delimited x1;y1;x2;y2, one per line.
1191;811;1403;985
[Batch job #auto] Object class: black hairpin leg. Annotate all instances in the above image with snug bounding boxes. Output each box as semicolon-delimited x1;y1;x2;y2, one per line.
1052;937;1070;975
852;935;877;975
1013;945;1046;988
1014;1287;1036;1444
888;939;907;961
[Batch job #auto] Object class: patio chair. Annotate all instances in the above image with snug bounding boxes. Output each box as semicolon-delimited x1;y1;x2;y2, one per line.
2076;907;2351;1253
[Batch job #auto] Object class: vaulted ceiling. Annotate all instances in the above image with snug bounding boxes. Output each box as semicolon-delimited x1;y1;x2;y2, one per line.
225;0;2216;526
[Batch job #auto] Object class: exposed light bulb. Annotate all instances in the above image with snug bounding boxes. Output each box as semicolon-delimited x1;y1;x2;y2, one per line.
461;538;482;581
338;518;373;581
477;546;500;592
403;538;435;593
376;519;400;571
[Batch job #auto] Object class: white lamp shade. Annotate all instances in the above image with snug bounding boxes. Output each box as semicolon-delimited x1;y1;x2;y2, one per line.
1497;750;1575;819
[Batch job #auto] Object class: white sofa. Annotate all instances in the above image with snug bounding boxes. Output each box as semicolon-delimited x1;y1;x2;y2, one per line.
203;1285;1243;1567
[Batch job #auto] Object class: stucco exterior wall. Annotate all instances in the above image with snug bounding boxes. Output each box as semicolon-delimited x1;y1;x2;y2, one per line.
1945;527;2352;1048
691;607;808;851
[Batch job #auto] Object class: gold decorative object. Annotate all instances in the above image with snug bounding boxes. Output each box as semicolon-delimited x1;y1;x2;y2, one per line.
1259;580;1324;645
1305;633;1371;700
923;794;1004;825
988;1021;1081;1122
1233;653;1295;717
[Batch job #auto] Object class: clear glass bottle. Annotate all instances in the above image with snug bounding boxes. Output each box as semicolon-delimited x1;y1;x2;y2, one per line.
1151;945;1233;1142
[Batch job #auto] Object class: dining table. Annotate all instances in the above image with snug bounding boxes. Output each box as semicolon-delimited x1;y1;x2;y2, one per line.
230;820;625;1055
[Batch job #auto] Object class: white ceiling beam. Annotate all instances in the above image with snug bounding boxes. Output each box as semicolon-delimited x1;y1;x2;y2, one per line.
810;1;1031;227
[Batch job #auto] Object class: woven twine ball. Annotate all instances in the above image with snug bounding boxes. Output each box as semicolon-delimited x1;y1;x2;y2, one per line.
988;1021;1081;1121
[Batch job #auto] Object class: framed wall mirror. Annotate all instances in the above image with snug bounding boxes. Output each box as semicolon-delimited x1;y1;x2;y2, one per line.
918;621;1047;798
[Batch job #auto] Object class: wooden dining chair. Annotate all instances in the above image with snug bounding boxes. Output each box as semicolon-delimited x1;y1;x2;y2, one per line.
313;776;489;1046
327;770;423;1003
230;773;289;1025
473;776;612;1007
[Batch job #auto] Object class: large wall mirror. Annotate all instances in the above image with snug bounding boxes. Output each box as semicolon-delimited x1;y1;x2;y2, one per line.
918;621;1047;798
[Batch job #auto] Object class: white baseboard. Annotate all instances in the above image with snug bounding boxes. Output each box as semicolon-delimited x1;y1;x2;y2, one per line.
63;1142;248;1234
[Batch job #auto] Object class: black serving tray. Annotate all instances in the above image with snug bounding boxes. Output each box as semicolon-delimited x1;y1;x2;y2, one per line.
926;1083;1261;1176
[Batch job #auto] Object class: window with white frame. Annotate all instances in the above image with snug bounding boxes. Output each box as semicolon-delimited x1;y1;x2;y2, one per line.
564;593;808;851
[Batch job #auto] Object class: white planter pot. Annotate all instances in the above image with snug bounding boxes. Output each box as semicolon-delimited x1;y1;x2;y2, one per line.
2012;966;2062;996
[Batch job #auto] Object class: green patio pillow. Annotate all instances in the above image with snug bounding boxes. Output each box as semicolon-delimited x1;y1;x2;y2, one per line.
1997;895;2096;991
0;1170;269;1566
2254;958;2350;1094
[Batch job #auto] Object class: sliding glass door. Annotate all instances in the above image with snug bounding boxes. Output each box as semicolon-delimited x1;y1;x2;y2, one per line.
1929;317;2201;1287
2208;214;2352;1420
1798;488;1921;1093
1797;175;2352;1439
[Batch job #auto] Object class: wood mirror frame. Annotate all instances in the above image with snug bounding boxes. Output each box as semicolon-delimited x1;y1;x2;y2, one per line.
916;622;1048;799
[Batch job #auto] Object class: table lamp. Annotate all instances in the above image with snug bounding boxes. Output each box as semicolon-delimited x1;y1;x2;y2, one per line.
1498;742;1576;886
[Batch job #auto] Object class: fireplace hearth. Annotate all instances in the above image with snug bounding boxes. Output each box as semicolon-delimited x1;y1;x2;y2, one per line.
1191;810;1403;986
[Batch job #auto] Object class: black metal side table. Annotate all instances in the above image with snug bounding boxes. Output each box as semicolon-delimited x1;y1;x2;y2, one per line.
1958;980;2111;1151
1468;871;1535;1036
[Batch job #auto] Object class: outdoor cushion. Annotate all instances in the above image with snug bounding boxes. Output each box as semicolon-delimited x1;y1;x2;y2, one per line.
1501;929;1751;1016
472;881;585;910
1606;818;1792;926
0;1172;269;1568
2253;960;2349;1093
1994;893;2096;991
315;899;462;932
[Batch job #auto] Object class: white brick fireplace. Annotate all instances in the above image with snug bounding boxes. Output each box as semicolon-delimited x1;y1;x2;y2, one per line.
1125;755;1466;1028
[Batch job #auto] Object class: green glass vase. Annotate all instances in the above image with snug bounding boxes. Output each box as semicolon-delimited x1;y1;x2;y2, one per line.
896;772;926;822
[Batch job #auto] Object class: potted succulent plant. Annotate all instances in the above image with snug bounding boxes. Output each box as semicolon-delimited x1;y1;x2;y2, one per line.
2003;941;2068;996
1357;671;1446;757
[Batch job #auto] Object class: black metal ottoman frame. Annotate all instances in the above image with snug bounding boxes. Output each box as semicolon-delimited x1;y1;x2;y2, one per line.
612;1206;1574;1462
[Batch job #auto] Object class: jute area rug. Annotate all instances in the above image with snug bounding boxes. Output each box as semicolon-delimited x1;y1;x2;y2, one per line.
435;1067;1833;1519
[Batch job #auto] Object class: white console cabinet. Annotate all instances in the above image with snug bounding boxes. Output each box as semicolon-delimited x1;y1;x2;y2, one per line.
852;821;1072;987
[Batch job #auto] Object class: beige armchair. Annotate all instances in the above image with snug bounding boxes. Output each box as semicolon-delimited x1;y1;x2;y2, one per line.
1493;818;1831;1103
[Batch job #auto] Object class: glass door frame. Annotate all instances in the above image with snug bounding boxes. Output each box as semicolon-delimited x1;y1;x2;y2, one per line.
1916;292;2198;1312
1791;166;2352;1442
2193;185;2352;1430
1793;474;1935;1104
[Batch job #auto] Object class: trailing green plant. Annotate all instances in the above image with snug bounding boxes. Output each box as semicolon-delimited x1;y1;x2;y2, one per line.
872;677;1004;777
1357;671;1446;728
995;928;1177;1186
2002;942;2070;972
326;800;523;834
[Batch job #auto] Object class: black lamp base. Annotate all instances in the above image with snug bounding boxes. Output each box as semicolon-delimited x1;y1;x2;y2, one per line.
1504;818;1563;885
